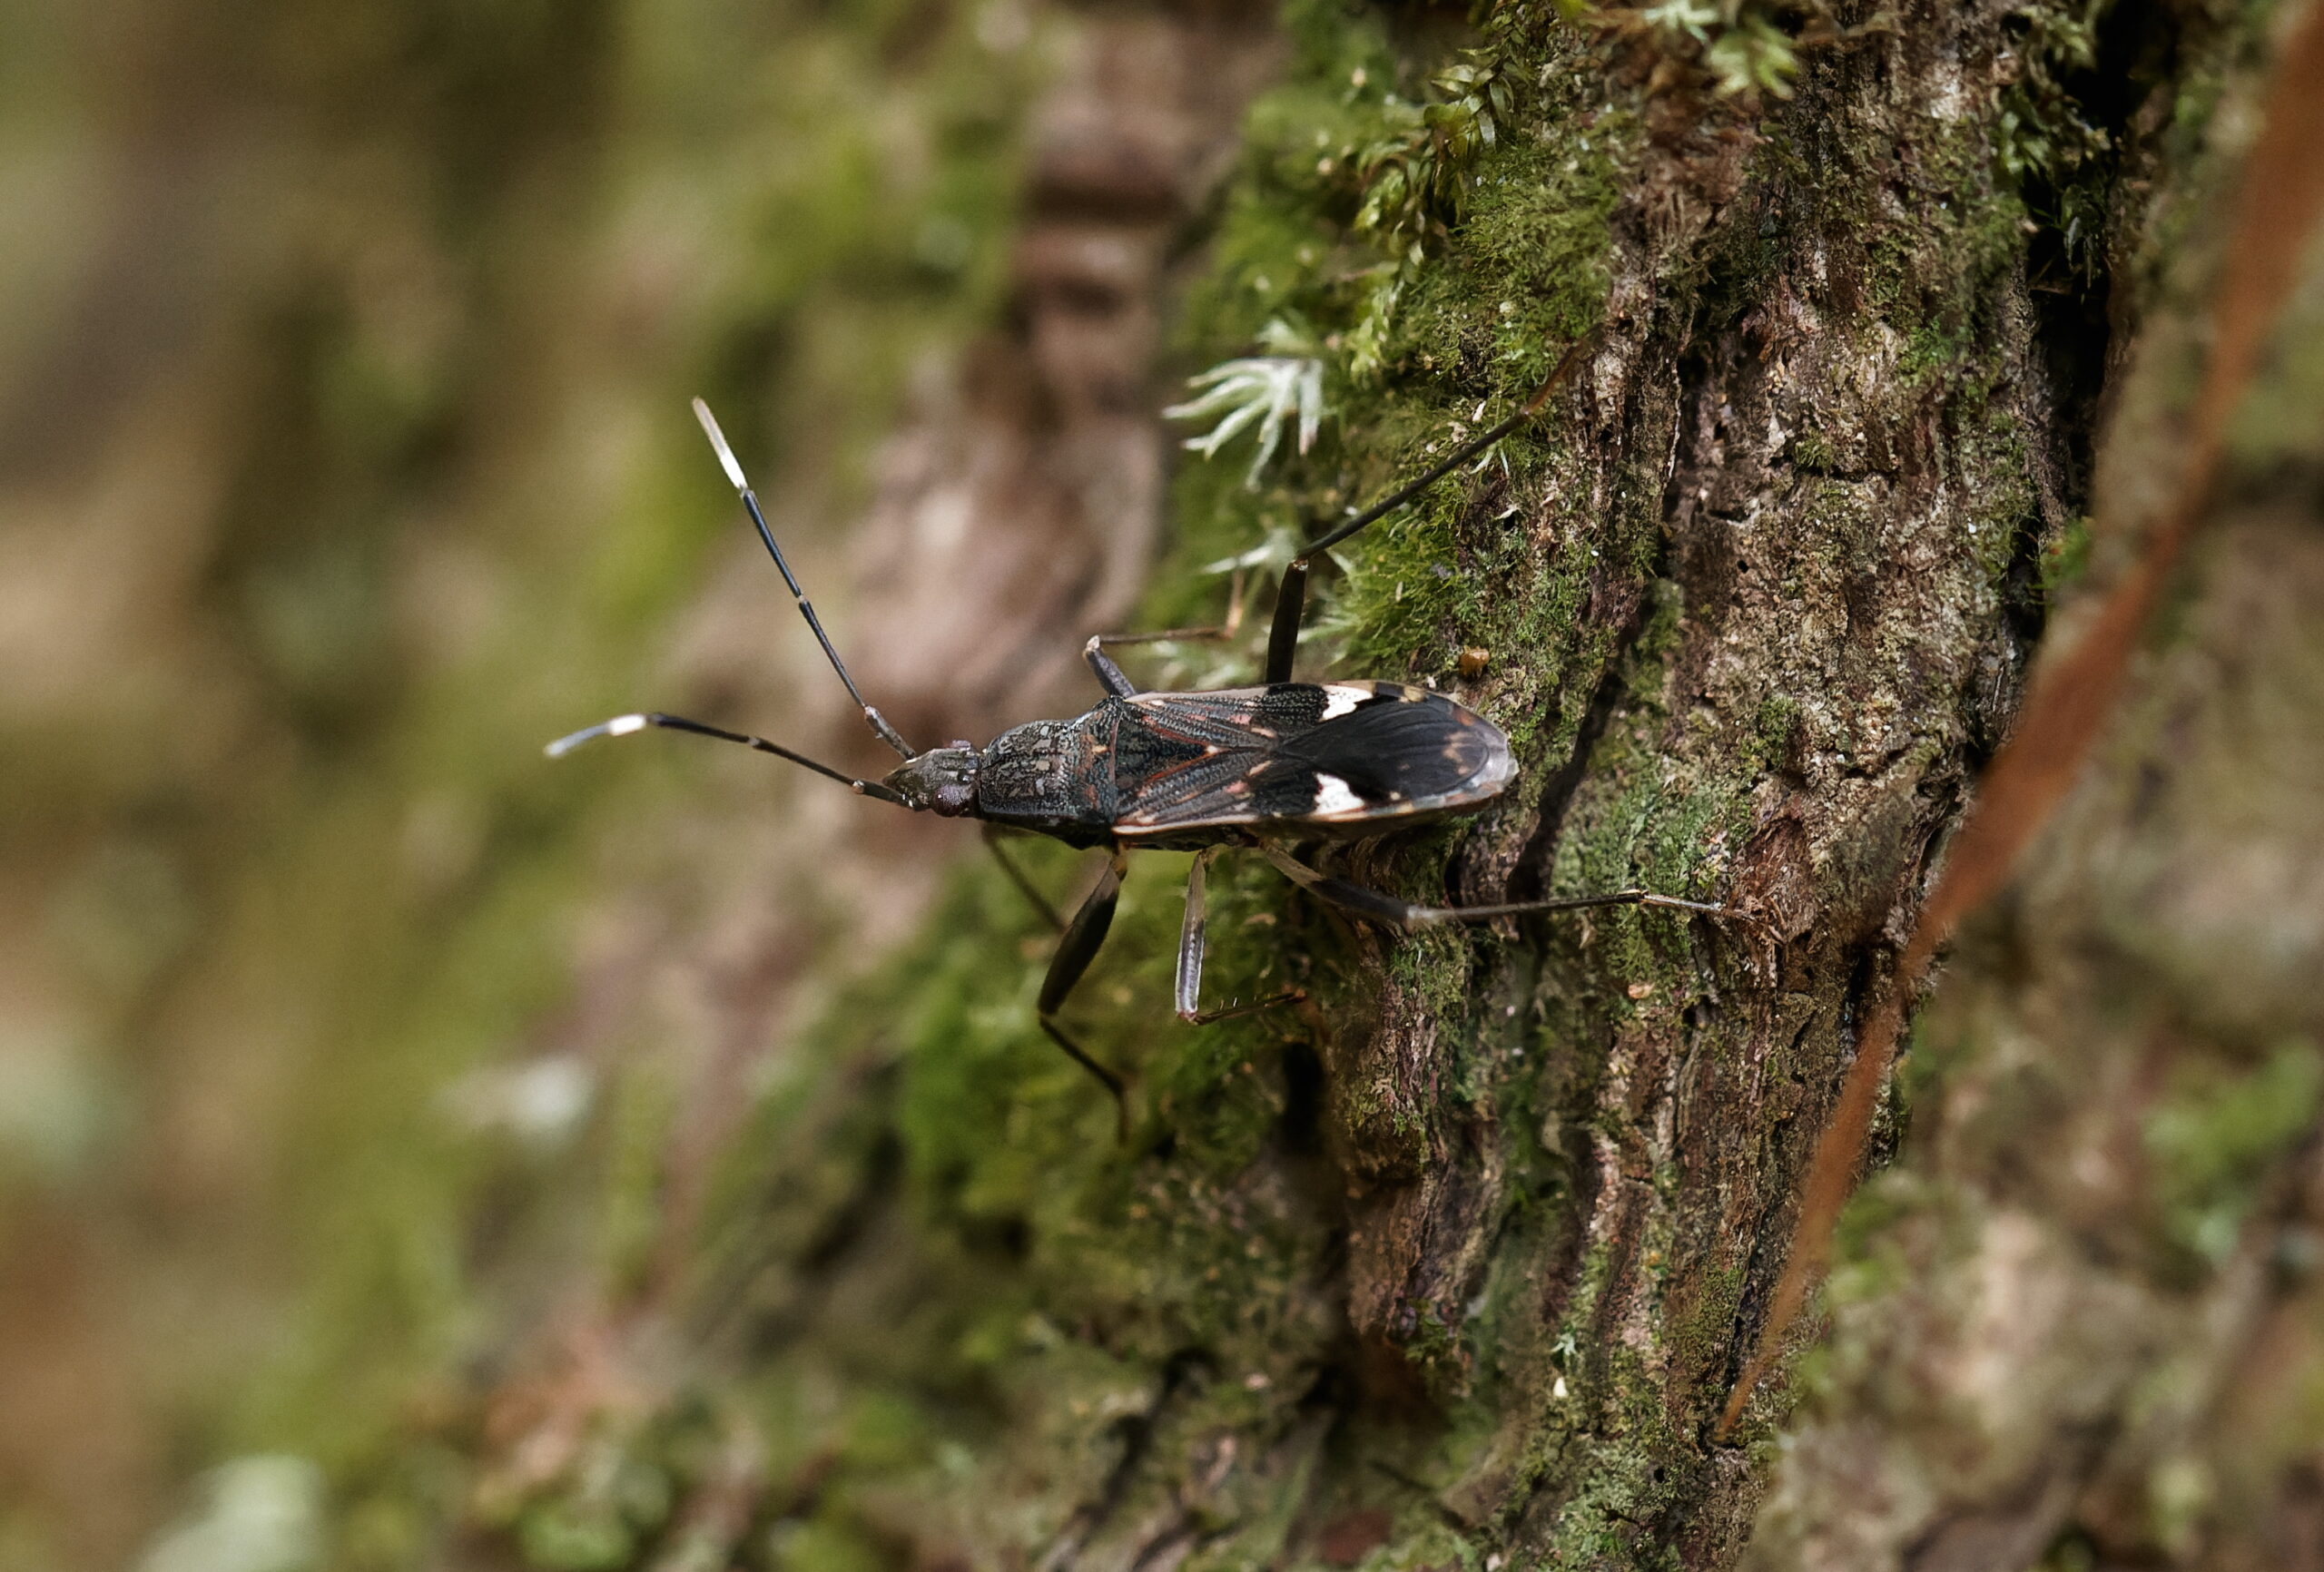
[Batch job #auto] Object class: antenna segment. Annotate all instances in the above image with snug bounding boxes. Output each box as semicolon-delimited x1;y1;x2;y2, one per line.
692;398;915;759
1305;334;1593;557
546;712;906;803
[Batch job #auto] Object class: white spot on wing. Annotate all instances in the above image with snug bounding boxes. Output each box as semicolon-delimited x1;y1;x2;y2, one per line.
1320;685;1368;721
1313;771;1364;815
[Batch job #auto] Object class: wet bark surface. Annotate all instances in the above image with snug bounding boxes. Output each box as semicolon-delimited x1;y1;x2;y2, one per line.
1753;486;2324;1572
1746;6;2324;1560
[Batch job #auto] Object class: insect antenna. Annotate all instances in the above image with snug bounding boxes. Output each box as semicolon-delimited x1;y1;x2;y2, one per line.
692;398;916;759
546;712;908;804
1305;332;1595;557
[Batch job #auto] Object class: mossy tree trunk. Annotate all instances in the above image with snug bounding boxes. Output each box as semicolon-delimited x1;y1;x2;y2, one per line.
297;2;2318;1569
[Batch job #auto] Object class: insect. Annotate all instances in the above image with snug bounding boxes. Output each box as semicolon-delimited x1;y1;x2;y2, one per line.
551;345;1744;1129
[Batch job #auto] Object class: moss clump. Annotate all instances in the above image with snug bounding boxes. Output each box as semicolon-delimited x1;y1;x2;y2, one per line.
1152;3;1630;683
2144;1041;2324;1273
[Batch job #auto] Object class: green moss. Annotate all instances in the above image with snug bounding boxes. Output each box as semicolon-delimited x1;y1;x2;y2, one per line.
1751;693;1803;770
2042;513;2096;594
790;8;1728;1538
2145;1040;2324;1272
1156;4;1631;708
1789;429;1837;472
772;1519;891;1572
1531;1346;1688;1568
1671;1262;1746;1375
1994;0;2118;281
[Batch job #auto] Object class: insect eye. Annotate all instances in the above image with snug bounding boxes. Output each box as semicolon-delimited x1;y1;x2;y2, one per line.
931;777;976;816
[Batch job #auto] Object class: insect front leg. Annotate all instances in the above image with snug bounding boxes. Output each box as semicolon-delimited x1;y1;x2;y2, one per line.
1081;637;1138;698
1258;844;1750;928
1176;847;1304;1025
1039;851;1132;1136
1082;570;1256;698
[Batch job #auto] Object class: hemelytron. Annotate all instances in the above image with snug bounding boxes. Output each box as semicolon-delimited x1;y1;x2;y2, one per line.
550;349;1745;1130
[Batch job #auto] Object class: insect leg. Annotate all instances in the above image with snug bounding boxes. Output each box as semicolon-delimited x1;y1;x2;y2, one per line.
1176;848;1303;1024
1259;844;1749;928
1263;559;1307;684
1082;637;1138;698
1174;848;1216;1019
1264;335;1598;685
983;822;1066;933
1085;570;1256;693
1039;852;1131;1135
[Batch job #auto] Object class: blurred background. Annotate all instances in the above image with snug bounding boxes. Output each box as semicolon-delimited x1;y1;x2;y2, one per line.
0;0;1262;1560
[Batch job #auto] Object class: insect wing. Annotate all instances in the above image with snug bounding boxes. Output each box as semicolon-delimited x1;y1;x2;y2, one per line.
1278;683;1514;821
1113;682;1513;835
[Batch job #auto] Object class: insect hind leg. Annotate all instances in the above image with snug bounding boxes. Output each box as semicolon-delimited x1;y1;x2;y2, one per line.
1259;844;1750;928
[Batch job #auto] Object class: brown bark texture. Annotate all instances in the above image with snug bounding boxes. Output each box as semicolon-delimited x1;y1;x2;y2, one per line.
638;2;2324;1567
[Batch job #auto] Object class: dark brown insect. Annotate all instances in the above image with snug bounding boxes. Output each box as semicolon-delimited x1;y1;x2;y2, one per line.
552;349;1742;1129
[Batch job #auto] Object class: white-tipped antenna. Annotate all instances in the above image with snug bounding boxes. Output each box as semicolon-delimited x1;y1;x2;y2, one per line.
546;713;649;758
690;398;914;759
692;398;750;492
544;710;907;803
